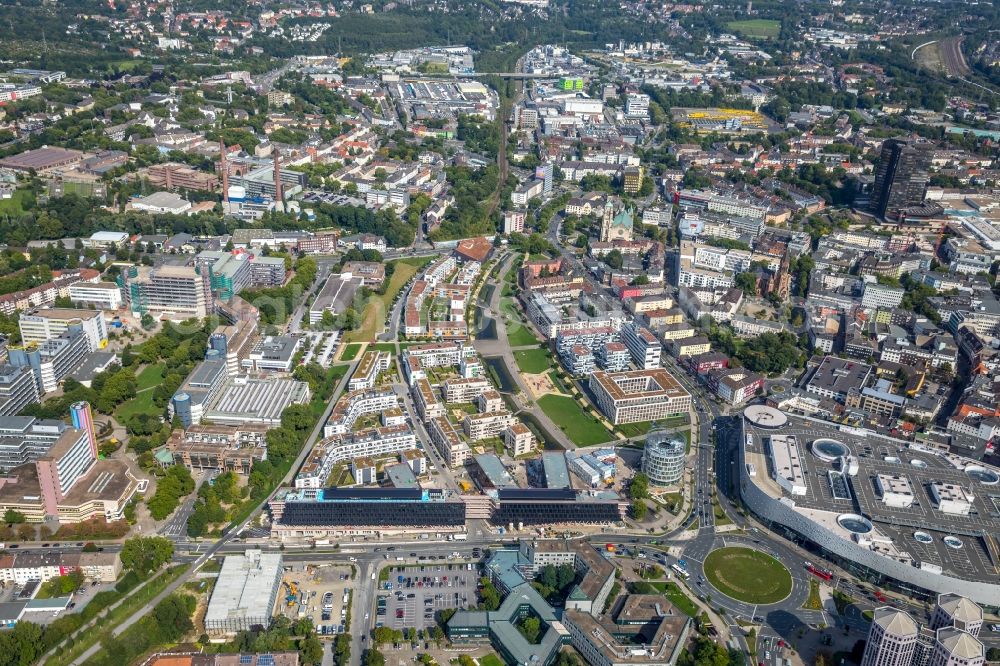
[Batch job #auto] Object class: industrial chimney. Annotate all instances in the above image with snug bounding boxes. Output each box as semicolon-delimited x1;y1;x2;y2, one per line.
273;150;284;212
220;139;230;204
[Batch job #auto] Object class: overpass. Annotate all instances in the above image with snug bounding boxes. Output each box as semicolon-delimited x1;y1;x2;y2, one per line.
458;71;550;79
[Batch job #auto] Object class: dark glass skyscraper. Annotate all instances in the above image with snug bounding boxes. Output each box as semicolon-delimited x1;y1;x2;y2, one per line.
869;139;932;220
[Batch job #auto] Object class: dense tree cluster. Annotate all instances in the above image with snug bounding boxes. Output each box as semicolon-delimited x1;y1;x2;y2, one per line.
477;576;501;611
221;616;324;665
900;275;941;324
456;115;500;158
677;635;746;666
312;204;415;248
187;471;244;538
430;166;503;241
120;536;175;577
710;328;806;376
87;593;196;666
146;466;195;521
530;564;579;603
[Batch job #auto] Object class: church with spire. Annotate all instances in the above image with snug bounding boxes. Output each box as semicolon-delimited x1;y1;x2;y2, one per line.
600;200;635;242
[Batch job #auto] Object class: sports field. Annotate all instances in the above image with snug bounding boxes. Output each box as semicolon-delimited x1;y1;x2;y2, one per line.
703;547;792;604
537;394;612;447
725;19;780;38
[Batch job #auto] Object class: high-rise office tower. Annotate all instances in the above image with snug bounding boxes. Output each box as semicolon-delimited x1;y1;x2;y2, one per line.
869;138;931;220
931;594;982;637
929;628;984;666
861;607;919;666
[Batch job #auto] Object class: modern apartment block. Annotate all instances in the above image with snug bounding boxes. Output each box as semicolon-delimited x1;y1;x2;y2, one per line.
620;321;662;369
589;369;691;425
443;377;492;403
324;389;399;437
294;425;417;489
348;350;392;391
504;423;534;457
412;378;445;421
463;411;514;442
428;416;470;467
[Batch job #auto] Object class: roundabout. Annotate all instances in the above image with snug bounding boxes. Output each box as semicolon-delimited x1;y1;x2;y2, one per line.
702;546;793;605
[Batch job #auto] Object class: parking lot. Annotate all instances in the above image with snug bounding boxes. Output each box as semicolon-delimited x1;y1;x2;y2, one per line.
0;578;118;625
377;562;479;631
274;564;354;637
757;633;793;666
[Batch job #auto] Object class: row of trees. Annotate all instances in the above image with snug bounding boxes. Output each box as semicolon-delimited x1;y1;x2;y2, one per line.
629;472;651;520
220;616;324;665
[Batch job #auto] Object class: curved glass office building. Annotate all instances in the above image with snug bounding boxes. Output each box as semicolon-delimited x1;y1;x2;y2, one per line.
641;433;686;485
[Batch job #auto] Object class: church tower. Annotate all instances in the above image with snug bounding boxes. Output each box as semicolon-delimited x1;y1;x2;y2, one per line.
600;200;615;242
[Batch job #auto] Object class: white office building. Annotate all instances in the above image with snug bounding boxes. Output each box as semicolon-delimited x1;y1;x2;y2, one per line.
67;282;123;310
19;308;108;352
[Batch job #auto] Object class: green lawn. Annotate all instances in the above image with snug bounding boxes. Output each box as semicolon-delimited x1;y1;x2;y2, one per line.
369;342;420;353
665;581;700;617
537;394;612;447
507;322;539;347
0;189;33;216
514;347;552;374
480;655;505;666
344;257;431;343
136;364;165;391
115;390;158;420
725;19;780;38
340;343;363;361
703;547;792;604
616;421;653;438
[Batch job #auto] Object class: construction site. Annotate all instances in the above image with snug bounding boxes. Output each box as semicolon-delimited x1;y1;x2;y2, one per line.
275;564;356;636
672;107;777;134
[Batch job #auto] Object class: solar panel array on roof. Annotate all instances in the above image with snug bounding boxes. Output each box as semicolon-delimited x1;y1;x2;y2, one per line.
240;656;253;665
259;656;275;666
322;487;423;501
496;488;577;501
282;497;466;527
